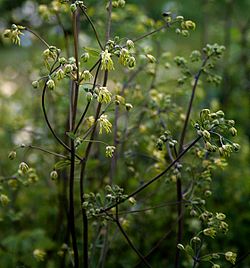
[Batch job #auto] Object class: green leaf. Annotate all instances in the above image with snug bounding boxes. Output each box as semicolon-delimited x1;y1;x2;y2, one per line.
185;245;194;256
66;131;77;140
200;255;213;261
83;46;100;57
54;160;71;170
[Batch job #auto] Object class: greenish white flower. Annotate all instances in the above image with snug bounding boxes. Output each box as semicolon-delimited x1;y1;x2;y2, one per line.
105;146;116;157
81;70;93;81
98;115;112;134
97;87;112;104
225;252;237;265
101;49;114;71
33;249;46;262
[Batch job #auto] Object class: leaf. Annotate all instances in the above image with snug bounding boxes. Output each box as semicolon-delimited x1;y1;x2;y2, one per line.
66;131;77;140
200;255;213;261
83;46;100;57
185;245;194;256
54;160;71;170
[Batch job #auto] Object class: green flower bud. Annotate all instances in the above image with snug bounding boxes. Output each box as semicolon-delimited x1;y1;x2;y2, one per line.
3;29;12;38
105;146;116;157
181;30;189;37
81;52;89;62
177;244;185;250
8;151;17;160
203;227;216;238
225;252;237;265
212;264;220;268
32;80;39;88
118;0;126;7
181;20;196;30
86;92;93;102
205;190;212;197
50;170;58;181
33;249;46;262
125;103;133;111
112;1;119;8
70;4;77;12
202;130;211;141
64;64;74;74
128;197;136;205
46;79;55;90
190;209;197;217
232;143;240;152
229;127;237;136
146;54;156;63
216;212;226;220
176;16;184;21
126;40;134;49
56;69;64;80
82;70;93;81
19;162;29;174
59;57;67;64
0;194;10;206
175;28;181;34
191;236;201;244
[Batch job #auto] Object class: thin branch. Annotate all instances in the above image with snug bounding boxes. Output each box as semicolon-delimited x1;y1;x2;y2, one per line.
115;205;152;268
25;145;68;159
79;5;104;50
101;136;201;213
25;27;50;48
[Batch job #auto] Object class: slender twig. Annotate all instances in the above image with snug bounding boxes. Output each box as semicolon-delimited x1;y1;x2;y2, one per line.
115;205;152;268
175;57;208;268
25;145;68;159
74;61;102;134
79;5;104;50
25;27;50;48
101;136;201;213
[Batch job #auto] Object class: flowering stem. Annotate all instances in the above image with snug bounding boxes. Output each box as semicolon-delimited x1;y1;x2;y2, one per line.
175;57;208;268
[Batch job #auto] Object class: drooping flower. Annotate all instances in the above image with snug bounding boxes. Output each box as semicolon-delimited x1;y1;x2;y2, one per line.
97;87;112;104
98;115;112;134
101;50;114;71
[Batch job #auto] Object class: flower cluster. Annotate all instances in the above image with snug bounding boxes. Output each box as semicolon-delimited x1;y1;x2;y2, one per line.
98;115;112;134
3;24;25;46
101;49;114;71
105;146;116;158
194;109;240;157
97;87;112;104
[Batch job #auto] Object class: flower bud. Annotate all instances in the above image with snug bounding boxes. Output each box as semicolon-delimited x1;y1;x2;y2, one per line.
0;194;10;206
229;127;237;136
181;20;196;30
126;40;134;49
70;4;77;12
8;151;16;160
118;0;126;7
3;29;12;38
81;52;89;62
50;170;58;181
19;162;29;174
177;244;185;250
125;103;133;111
59;57;66;64
128;197;136;205
86;92;93;102
146;54;156;63
46;79;55;90
33;249;46;262
32;80;39;88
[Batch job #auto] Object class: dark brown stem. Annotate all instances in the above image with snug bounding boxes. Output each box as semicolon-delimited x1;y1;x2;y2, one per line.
115;205;152;268
175;58;208;268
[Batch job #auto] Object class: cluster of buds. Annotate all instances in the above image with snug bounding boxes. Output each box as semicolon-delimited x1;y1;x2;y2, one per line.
111;0;126;8
105;146;116;158
33;249;46;262
174;18;196;37
82;192;104;219
203;43;226;59
156;130;178;151
194;109;240;157
38;1;69;20
0;194;10;206
3;24;25;46
105;184;128;204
